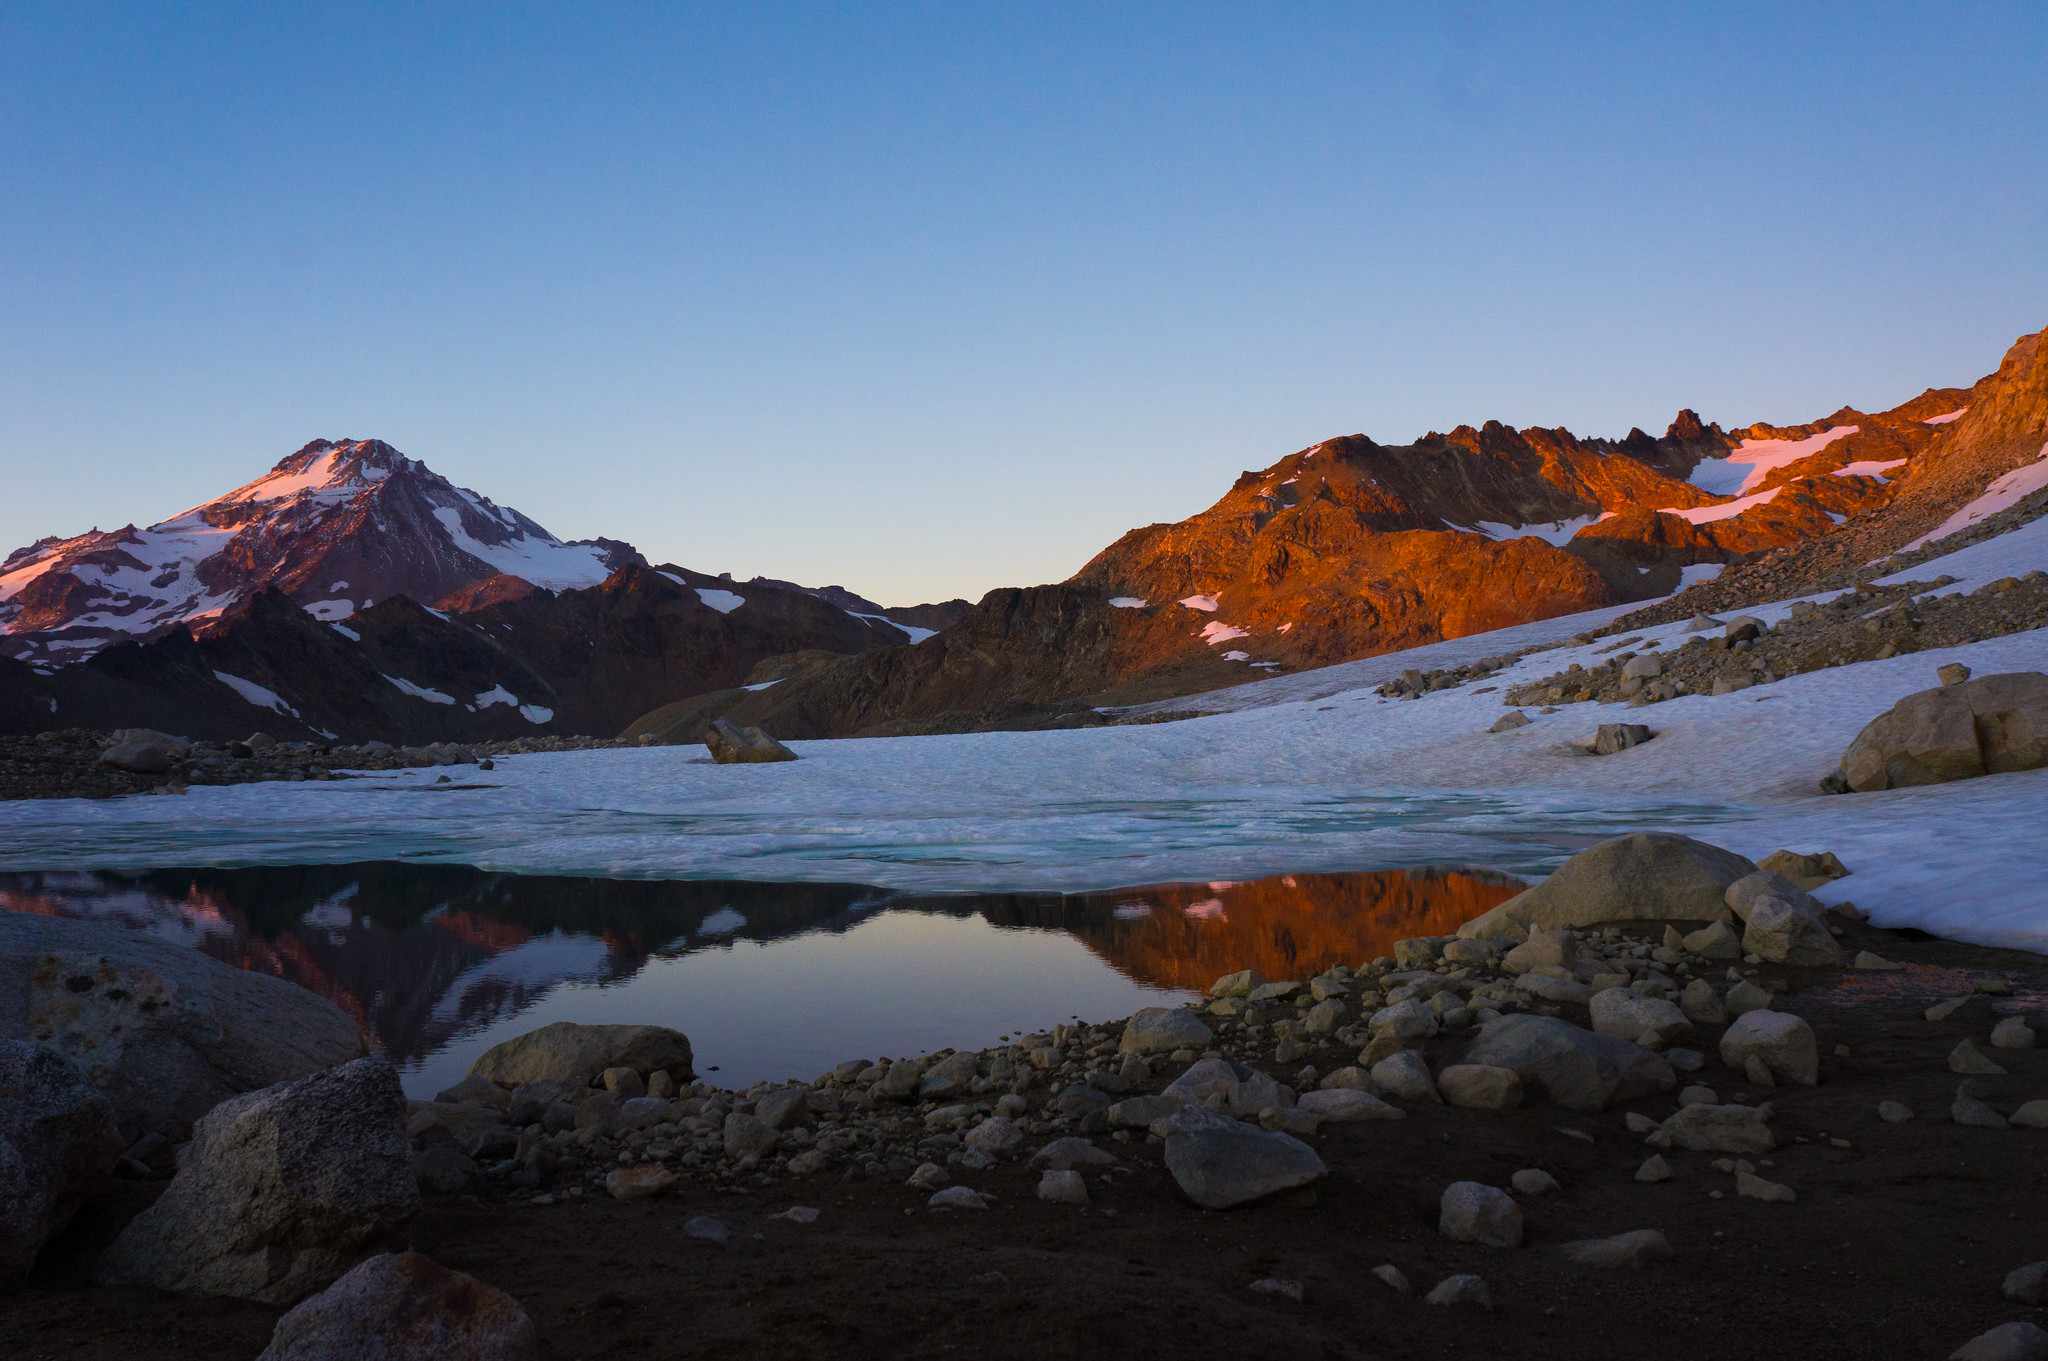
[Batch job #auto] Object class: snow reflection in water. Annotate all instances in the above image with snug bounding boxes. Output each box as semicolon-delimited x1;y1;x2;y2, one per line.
2;862;1526;1095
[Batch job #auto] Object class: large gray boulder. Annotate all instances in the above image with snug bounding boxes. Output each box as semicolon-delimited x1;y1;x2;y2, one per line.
1458;834;1758;940
1839;672;2048;792
98;1057;419;1304
1162;1108;1327;1209
258;1252;539;1361
467;1022;694;1089
1460;1014;1676;1112
0;914;366;1140
1;1041;122;1283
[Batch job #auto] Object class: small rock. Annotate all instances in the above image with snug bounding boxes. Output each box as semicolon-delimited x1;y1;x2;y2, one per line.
1990;1017;2036;1050
1558;1229;1673;1268
1372;1263;1412;1294
1877;1100;1915;1123
1510;1168;1559;1197
1635;1155;1672;1183
1950;1039;2008;1075
2003;1262;2048;1306
1037;1170;1089;1205
1950;1321;2048;1361
1424;1274;1492;1309
1735;1170;1795;1203
928;1186;990;1211
1438;1182;1523;1248
604;1166;675;1201
1248;1277;1304;1303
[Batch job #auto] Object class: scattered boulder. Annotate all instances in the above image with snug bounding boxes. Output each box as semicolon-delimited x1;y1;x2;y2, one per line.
1296;1088;1403;1122
98;1057;419;1304
2006;1262;2048;1306
1460;1014;1676;1112
1438;1181;1522;1248
1736;1169;1796;1203
1589;990;1693;1048
468;1022;693;1089
704;718;799;764
1756;849;1850;891
1459;834;1758;939
1370;1051;1440;1104
1647;1102;1774;1154
1838;672;2048;792
1741;895;1843;967
256;1252;538;1361
1720;1011;1820;1086
1037;1169;1089;1205
1120;1008;1213;1056
1949;1039;2007;1075
0;1042;122;1283
0;914;366;1142
1590;723;1655;755
1162;1110;1327;1209
1990;1017;2036;1050
96;730;188;774
1436;1064;1523;1111
1490;711;1532;733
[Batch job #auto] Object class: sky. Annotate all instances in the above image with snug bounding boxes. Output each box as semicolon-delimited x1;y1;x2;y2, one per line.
3;3;2045;606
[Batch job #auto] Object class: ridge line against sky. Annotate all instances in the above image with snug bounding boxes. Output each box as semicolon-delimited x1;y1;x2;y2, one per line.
2;2;2044;604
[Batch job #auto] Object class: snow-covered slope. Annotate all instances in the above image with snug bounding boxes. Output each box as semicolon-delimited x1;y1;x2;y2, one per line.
0;438;637;667
10;512;2046;951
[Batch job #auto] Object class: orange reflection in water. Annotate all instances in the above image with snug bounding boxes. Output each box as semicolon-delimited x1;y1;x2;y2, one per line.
1066;868;1525;990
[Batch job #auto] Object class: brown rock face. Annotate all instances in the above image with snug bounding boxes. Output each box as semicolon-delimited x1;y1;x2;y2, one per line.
1839;671;2048;792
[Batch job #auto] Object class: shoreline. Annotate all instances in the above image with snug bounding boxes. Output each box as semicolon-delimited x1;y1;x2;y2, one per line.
7;832;2045;1360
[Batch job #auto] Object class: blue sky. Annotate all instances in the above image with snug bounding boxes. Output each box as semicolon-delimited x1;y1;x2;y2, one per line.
3;2;2044;604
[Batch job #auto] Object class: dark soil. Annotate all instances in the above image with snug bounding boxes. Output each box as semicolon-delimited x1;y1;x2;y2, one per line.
4;922;2044;1361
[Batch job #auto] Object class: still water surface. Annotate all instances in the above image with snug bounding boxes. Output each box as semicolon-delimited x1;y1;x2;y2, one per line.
0;864;1522;1095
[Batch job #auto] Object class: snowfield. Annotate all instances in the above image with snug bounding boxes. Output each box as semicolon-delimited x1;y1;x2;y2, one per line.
8;516;2048;952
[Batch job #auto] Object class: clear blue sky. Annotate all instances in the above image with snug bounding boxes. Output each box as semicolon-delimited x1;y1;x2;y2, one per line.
4;2;2044;605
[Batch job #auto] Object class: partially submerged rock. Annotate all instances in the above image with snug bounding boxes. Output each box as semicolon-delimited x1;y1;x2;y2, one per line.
98;1057;419;1304
1458;834;1758;939
468;1022;694;1089
704;718;798;764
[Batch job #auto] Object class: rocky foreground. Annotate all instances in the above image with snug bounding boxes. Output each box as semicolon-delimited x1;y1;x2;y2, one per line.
3;833;2045;1360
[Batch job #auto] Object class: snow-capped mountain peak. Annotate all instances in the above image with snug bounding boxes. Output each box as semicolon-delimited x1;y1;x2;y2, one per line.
1;438;640;667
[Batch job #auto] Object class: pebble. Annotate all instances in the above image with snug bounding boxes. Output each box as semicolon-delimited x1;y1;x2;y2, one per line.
1877;1100;1914;1124
1510;1168;1560;1197
1635;1155;1673;1183
1372;1264;1412;1295
683;1216;731;1245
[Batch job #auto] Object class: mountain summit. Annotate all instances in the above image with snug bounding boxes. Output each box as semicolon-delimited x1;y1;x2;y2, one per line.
0;438;639;665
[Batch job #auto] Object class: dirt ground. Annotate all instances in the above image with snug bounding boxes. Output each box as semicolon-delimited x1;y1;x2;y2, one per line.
5;924;2044;1361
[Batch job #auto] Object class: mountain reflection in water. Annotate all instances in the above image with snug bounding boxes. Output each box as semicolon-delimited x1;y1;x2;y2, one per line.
0;863;1523;1094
